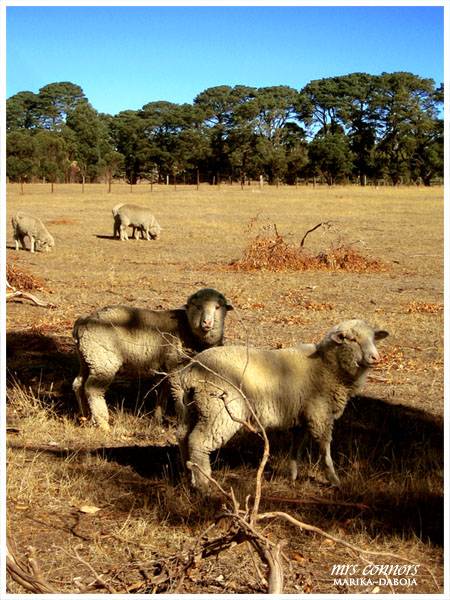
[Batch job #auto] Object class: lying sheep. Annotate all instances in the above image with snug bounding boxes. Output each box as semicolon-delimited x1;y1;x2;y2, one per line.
72;288;233;430
11;211;55;252
177;319;389;492
112;203;161;241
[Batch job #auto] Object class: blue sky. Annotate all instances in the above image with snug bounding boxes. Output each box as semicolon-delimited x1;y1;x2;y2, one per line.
5;3;446;116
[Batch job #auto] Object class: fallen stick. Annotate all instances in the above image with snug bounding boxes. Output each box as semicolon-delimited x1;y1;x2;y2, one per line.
260;494;371;511
6;280;56;308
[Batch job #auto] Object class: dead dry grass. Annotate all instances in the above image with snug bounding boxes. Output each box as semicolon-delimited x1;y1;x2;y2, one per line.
229;218;389;273
4;182;445;594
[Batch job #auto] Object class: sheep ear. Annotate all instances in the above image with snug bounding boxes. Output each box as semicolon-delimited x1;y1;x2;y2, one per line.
375;329;389;341
331;331;345;344
226;303;234;311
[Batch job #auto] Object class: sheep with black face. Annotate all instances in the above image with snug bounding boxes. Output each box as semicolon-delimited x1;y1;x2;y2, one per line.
72;288;233;429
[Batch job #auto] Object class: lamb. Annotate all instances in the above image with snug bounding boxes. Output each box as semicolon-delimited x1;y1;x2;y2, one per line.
72;288;233;430
112;203;162;241
11;211;55;252
177;319;389;492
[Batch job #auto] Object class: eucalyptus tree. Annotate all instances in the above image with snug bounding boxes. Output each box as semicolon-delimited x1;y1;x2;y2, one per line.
6;130;36;181
32;129;67;181
193;85;237;177
64;100;116;182
6;91;40;131
371;72;442;184
36;82;86;131
109;110;149;184
335;73;379;184
248;85;304;182
140;101;206;180
299;77;344;137
307;127;353;185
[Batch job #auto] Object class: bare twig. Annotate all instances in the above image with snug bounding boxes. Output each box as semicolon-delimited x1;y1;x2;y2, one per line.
300;221;333;247
6;537;58;594
6;280;56;308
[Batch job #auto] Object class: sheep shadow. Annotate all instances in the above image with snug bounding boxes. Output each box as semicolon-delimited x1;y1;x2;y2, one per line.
6;330;79;413
209;395;444;544
6;331;444;543
6;330;162;418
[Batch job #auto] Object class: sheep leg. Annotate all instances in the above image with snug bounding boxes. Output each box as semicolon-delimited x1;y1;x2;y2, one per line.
306;412;341;486
288;422;308;482
83;374;114;430
119;224;128;241
319;438;341;487
30;236;36;253
153;378;170;425
18;234;27;250
72;373;90;419
187;412;241;493
186;426;218;493
113;218;120;238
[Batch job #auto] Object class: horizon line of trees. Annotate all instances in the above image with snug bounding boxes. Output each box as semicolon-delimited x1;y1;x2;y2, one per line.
6;72;444;187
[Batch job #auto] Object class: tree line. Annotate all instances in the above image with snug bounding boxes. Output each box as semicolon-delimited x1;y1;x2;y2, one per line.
6;72;444;187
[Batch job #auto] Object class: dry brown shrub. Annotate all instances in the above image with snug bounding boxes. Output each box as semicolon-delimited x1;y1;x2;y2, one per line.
6;264;52;292
406;301;443;314
228;219;388;274
46;218;76;225
281;290;333;311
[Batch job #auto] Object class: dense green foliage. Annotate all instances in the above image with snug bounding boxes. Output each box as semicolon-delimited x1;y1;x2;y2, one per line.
6;73;443;185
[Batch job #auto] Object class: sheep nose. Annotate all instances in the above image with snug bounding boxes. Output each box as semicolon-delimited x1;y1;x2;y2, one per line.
201;318;213;330
368;351;380;365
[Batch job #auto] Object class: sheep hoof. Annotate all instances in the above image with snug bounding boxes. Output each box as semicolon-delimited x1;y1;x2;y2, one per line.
326;472;341;487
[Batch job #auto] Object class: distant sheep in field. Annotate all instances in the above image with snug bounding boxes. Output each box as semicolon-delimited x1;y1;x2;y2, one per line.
72;288;234;430
111;203;139;239
11;212;55;253
177;319;389;492
112;203;161;241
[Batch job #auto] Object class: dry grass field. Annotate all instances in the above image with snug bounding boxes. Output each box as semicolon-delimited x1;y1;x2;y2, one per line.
5;182;444;594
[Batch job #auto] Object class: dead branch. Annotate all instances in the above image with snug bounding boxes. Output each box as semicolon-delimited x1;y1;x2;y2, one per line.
6;537;58;594
261;494;371;511
300;221;333;247
6;280;56;308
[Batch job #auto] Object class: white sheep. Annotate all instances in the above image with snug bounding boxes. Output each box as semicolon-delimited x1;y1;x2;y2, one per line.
177;319;389;492
111;203;139;239
112;203;161;241
11;211;55;253
72;288;233;430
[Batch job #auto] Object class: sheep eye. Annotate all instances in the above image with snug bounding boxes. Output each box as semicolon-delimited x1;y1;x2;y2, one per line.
215;305;220;310
348;337;357;342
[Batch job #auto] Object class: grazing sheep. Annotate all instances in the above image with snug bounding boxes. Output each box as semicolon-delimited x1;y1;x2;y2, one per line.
112;203;161;241
112;203;140;239
177;320;389;492
72;288;233;430
11;211;55;253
